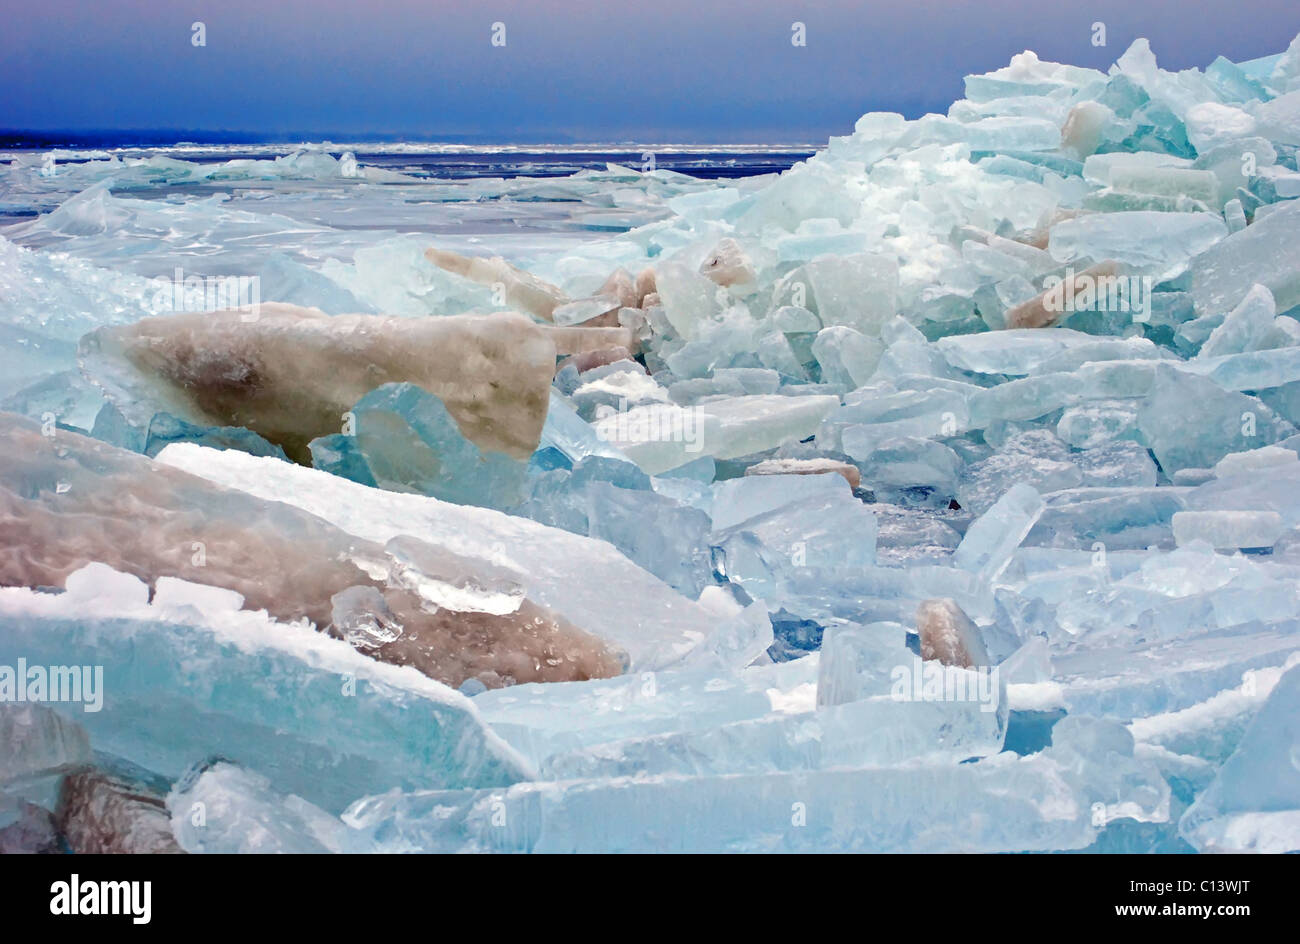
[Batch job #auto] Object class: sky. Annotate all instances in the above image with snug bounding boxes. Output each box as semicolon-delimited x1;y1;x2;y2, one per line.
2;0;1298;143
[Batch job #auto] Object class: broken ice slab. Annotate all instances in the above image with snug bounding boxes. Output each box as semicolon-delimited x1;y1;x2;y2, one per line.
962;50;1106;102
651;257;719;342
871;504;963;565
1187;197;1300;317
795;253;900;335
1136;366;1295;473
1053;621;1300;723
1178;662;1300;852
1126;653;1300;767
1030;486;1189;550
901;114;1063;152
308;432;377;486
1185;449;1300;529
1;368;107;434
1254;86;1300;145
1172;511;1286;550
1074;439;1158;489
871;317;957;381
815;621;913;706
1047;211;1226;281
1029;537;1300;642
572;365;664;423
591;394;840;476
0;415;623;687
852;436;961;495
952;483;1045;585
709;478;878;599
535;388;632;467
819;382;974;453
936;327;1107;376
423;247;567;321
169;761;361;854
540;672;1008;779
88;400;146;452
968;360;1159;429
540;477;715;597
472;656;820;770
0;324;78;400
0;575;530;812
342;717;1166;852
57;767;182;854
708;471;849;531
1213;444;1300;477
79;303;559;463
1102;166;1220;204
963;432;1154;517
331;382;527;509
156;443;754;674
811;326;883;389
1187;345;1300;393
1196;284;1278;358
1056;400;1142;448
0;704;92;785
956;430;1080;514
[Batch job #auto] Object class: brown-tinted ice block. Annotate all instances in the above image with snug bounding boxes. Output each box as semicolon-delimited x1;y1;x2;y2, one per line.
0;413;624;688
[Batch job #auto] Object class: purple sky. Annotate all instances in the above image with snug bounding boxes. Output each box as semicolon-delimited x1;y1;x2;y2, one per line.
3;0;1299;141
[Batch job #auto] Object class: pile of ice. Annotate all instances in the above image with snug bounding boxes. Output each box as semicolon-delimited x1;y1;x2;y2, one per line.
5;36;1300;853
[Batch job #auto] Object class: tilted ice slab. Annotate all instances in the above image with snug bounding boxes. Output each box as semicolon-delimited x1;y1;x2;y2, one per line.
1052;624;1300;723
0;415;620;687
1179;663;1300;852
1047;211;1227;281
591;394;840;475
1128;655;1300;765
1188;197;1300;317
0;569;529;813
156;443;756;673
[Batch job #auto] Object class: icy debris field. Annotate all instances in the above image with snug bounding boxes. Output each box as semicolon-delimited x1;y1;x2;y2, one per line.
5;36;1300;854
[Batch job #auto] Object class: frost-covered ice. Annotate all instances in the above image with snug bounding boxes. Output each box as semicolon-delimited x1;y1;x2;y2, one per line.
4;33;1300;853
